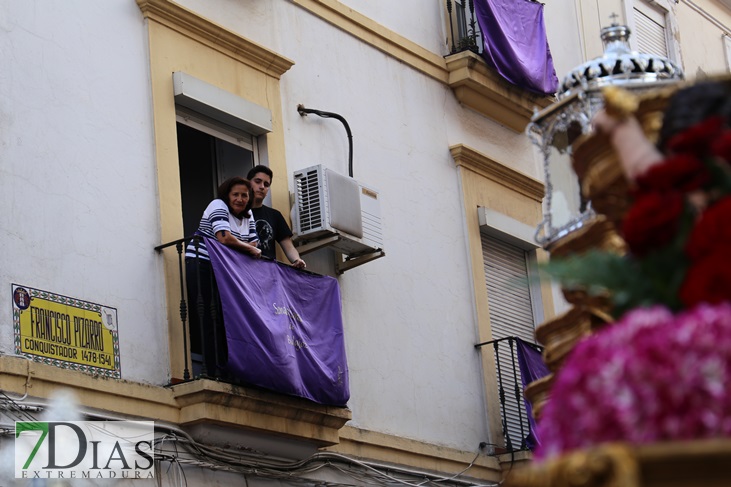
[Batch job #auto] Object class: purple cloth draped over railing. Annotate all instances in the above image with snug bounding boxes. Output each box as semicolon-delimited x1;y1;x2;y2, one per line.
474;0;558;95
205;238;349;406
516;338;550;450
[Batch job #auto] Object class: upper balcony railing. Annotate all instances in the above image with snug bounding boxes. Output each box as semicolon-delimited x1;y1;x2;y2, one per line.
446;0;483;55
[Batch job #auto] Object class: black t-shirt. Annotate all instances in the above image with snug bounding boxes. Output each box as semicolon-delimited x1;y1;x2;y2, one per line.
251;205;293;260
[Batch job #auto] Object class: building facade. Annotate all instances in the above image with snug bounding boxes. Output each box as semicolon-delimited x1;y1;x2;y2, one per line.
0;0;729;485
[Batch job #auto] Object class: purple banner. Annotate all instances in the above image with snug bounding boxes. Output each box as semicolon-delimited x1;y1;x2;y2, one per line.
474;0;558;95
516;338;550;450
205;238;349;406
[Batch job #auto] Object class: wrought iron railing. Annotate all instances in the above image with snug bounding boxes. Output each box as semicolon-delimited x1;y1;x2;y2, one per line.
475;336;542;452
155;235;222;382
446;0;483;54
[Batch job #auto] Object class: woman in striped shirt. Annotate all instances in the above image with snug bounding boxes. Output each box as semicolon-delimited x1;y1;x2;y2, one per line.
186;176;261;260
185;176;261;378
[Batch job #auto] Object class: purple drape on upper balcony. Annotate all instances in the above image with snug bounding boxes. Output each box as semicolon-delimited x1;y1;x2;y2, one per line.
516;338;550;450
474;0;558;95
206;238;350;406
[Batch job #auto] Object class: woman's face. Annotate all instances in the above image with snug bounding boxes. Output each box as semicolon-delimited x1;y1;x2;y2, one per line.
228;184;250;215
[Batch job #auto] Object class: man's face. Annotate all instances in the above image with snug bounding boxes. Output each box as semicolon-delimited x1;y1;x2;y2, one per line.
250;172;272;206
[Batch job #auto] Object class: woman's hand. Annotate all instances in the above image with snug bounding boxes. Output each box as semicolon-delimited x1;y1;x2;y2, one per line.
216;230;262;258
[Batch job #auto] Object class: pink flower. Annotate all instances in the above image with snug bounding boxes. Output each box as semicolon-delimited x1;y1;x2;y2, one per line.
536;303;731;460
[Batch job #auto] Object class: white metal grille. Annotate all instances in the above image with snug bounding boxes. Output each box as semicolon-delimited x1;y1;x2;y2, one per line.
294;168;324;233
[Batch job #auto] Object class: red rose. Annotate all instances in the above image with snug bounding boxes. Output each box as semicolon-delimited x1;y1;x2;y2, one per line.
685;196;731;261
679;248;731;307
622;191;685;256
710;129;731;164
635;153;710;193
666;116;724;154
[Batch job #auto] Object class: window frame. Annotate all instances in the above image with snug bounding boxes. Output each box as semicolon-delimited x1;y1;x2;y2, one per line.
623;0;683;68
479;207;544;327
478;208;544;452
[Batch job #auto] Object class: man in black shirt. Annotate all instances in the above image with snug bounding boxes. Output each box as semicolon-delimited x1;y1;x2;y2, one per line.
247;165;306;269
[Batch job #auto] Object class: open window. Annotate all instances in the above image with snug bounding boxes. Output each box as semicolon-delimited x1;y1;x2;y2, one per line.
172;71;273;237
176;107;258;238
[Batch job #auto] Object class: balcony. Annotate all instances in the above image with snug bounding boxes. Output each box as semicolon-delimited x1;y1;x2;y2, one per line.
476;336;545;454
155;236;351;448
443;0;555;132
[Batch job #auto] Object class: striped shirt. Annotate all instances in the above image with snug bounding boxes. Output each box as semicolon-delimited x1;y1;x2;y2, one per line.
185;199;259;260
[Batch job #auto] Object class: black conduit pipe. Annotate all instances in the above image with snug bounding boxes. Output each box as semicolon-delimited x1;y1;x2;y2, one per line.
297;105;354;178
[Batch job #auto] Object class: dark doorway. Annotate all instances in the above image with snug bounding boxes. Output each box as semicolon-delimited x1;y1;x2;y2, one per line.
176;119;256;374
177;122;255;237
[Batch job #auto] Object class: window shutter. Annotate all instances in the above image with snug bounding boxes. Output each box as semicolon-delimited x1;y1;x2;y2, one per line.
482;234;535;341
481;233;536;449
634;2;668;58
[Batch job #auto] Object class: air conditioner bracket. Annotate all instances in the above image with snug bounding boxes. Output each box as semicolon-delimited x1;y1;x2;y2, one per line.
295;235;342;256
335;249;385;275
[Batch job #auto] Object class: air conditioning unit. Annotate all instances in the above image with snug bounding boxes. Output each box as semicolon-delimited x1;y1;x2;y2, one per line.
293;165;383;256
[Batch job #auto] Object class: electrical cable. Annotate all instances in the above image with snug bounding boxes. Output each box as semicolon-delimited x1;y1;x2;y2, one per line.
297;105;354;178
2;392;500;487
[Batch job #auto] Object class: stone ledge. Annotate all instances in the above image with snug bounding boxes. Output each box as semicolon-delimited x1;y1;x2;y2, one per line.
326;426;503;482
0;356;350;447
171;379;351;446
446;51;555;132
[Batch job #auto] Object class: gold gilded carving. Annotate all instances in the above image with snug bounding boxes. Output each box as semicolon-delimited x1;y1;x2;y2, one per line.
571;85;678;226
506;444;639;487
506;439;731;487
572;136;630;227
546;216;626;259
602;86;640;120
535;305;611;373
523;373;553;420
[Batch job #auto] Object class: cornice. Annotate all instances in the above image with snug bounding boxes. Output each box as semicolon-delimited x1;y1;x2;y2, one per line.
138;0;555;129
328;426;503;482
290;0;449;83
450;144;545;202
137;0;294;79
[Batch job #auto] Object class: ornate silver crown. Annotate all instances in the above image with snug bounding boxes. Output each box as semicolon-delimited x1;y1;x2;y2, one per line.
559;23;684;99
